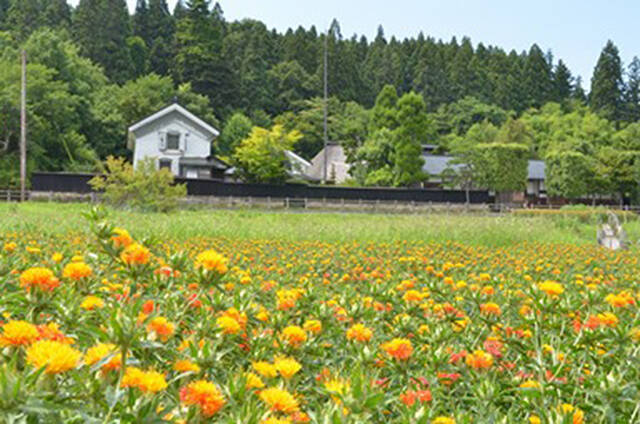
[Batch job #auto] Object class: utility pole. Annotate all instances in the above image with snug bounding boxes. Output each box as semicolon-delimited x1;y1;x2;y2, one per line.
20;50;27;202
322;29;328;184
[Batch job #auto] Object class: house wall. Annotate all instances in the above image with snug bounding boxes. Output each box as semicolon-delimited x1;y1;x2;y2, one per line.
132;111;213;177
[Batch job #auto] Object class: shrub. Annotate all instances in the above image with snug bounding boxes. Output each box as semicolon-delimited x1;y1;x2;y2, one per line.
89;156;186;212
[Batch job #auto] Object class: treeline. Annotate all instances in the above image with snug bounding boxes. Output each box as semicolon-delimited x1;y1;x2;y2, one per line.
1;0;640;201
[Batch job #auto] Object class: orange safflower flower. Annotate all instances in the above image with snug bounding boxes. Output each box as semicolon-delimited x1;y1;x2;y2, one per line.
3;242;17;253
480;302;501;316
36;323;74;344
62;262;92;280
147;316;175;341
174;359;201;374
19;267;60;291
120;243;150;266
0;320;39;347
465;350;493;370
81;295;105;310
111;228;133;248
281;326;307;347
381;338;413;361
346;323;373;342
560;404;584;424
303;319;322;334
121;367;167;393
432;418;455;424
85;343;122;371
217;316;241;335
400;389;432;406
538;281;564;297
180;380;226;417
245;372;265;389
195;250;228;274
274;356;302;379
605;292;635;308
26;340;82;374
259;387;299;413
253;361;278;378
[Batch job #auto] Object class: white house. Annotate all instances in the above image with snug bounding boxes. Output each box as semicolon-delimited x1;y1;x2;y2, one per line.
128;103;228;179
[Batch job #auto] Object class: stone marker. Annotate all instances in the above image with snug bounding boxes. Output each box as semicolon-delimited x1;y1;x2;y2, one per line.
597;212;628;250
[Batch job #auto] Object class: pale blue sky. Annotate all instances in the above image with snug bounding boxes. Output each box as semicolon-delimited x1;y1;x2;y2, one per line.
69;0;640;88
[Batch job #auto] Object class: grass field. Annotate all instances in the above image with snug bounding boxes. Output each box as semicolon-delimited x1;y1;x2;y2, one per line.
1;202;634;246
2;202;640;422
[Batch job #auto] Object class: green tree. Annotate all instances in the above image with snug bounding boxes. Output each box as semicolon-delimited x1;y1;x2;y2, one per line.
545;150;593;199
174;0;230;115
371;84;399;131
623;56;640;122
146;0;175;76
72;0;133;83
5;0;41;40
267;60;315;115
232;125;302;183
173;0;187;20
133;0;151;43
590;40;624;121
474;143;529;195
274;96;342;159
127;36;148;78
433;96;509;137
553;59;573;102
0;59;97;175
352;128;395;186
393;92;428;186
572;76;587;103
595;147;640;202
217;112;253;155
0;0;9;28
222;20;275;114
522;44;553;109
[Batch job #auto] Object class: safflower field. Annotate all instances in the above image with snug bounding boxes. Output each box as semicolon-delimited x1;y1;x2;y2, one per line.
1;204;640;423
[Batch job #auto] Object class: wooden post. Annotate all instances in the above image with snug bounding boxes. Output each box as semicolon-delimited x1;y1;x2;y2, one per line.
20;50;27;202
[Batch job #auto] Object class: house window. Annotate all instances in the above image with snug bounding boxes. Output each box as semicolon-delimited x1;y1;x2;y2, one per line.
159;159;172;170
166;132;180;150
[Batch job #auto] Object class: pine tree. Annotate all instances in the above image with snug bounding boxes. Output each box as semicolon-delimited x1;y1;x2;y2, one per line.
522;44;553;108
133;0;151;43
73;0;133;83
553;59;573;102
591;40;624;121
147;0;175;75
449;37;476;101
0;0;10;29
173;0;187;19
623;56;640;122
5;0;43;40
175;0;230;115
572;76;587;103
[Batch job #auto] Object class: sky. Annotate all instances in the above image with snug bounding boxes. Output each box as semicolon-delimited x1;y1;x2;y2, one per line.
69;0;640;88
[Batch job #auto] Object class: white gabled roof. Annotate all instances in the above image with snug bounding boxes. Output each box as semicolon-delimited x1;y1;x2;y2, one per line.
285;150;312;168
128;103;220;137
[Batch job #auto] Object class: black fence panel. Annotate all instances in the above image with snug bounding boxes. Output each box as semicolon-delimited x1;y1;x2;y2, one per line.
31;172;491;204
31;172;95;193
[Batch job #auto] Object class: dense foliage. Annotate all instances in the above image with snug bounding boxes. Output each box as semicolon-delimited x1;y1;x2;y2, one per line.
1;0;640;197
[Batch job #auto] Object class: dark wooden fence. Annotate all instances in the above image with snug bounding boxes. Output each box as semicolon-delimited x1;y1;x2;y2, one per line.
30;172;492;204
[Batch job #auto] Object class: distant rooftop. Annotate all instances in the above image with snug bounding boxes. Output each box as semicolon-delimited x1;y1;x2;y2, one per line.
423;155;546;180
